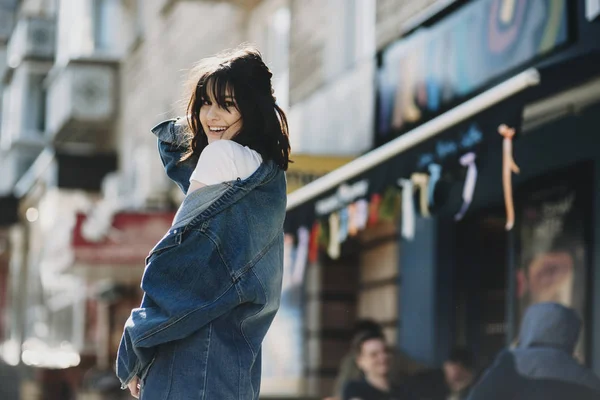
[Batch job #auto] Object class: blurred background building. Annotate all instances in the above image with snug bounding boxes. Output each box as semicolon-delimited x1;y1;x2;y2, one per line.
0;0;599;399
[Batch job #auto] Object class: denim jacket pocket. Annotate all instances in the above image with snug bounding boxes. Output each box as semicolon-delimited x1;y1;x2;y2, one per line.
145;229;183;264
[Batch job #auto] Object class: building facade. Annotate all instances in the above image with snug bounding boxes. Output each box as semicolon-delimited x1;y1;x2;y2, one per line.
0;0;386;398
6;1;593;399
286;0;600;398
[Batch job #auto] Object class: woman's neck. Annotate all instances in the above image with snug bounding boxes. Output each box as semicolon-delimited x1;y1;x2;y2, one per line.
365;373;389;392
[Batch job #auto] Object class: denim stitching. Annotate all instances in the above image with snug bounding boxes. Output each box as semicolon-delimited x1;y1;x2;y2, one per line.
233;230;281;281
201;323;212;400
184;162;281;231
134;283;237;345
239;269;269;357
231;324;242;400
201;230;234;281
163;344;176;400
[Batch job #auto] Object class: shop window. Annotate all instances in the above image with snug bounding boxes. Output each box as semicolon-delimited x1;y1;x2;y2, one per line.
324;0;375;79
92;0;128;54
24;73;46;134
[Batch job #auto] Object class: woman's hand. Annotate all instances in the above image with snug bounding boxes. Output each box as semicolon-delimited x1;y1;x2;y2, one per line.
128;376;141;398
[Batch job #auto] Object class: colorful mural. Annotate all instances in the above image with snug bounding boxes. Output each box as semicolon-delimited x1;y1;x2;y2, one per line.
377;0;569;140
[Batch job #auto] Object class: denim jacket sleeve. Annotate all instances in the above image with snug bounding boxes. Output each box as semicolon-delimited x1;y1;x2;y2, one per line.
115;229;250;386
151;118;199;194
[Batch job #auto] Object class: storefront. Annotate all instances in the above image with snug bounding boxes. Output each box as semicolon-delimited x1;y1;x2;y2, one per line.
283;0;600;393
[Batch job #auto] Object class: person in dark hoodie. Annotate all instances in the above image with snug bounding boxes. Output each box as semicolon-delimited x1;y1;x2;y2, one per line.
467;302;600;400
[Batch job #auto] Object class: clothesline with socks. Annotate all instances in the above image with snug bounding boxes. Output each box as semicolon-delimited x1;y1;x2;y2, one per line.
284;124;520;262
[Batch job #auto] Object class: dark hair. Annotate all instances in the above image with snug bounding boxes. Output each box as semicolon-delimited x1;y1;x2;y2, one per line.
447;347;474;370
353;319;384;336
181;46;291;170
352;331;386;356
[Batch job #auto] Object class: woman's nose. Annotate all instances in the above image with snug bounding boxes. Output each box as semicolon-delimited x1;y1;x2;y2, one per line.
206;105;219;121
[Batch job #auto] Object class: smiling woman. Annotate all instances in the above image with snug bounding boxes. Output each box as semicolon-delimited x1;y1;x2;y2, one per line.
115;46;291;400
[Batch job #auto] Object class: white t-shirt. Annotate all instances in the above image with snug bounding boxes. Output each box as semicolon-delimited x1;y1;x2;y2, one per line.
189;140;263;186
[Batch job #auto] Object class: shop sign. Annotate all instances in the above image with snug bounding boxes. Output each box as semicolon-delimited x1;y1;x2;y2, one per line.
378;0;569;142
315;179;369;216
72;212;175;265
416;123;484;170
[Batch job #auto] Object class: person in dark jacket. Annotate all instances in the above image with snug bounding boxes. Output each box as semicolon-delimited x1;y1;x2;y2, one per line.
332;320;425;399
467;302;600;400
407;347;475;400
342;331;414;400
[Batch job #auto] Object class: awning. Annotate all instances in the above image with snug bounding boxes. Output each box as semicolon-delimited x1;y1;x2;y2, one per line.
284;68;540;233
284;50;600;235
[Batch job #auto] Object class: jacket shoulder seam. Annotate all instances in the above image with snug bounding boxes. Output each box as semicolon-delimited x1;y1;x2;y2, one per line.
239;270;269;357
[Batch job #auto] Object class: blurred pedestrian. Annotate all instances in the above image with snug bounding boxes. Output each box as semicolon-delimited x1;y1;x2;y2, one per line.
333;320;425;398
442;348;475;400
342;331;413;400
467;302;600;400
116;46;291;399
407;347;475;400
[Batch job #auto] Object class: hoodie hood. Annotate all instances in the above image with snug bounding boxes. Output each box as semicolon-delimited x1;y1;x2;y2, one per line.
518;302;580;353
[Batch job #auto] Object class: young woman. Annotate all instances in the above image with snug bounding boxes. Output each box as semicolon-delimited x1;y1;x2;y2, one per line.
116;47;290;399
343;333;411;400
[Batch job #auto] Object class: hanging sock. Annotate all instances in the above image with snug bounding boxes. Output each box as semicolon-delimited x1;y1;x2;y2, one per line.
355;199;369;231
347;203;359;237
283;234;295;289
428;163;442;207
291;227;310;285
368;194;382;226
379;187;402;222
499;124;520;231
327;212;341;259
455;152;478;221
338;207;349;243
283;234;295;273
308;221;321;264
411;173;431;217
399;179;416;241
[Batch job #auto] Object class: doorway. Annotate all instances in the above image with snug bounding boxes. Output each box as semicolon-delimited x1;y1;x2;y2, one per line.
454;208;508;371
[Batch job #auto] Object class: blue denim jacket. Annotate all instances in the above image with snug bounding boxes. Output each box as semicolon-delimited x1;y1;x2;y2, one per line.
116;118;286;399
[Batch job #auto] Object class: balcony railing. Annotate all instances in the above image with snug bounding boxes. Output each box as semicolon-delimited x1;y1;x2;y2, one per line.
46;59;117;150
0;63;50;151
6;16;55;67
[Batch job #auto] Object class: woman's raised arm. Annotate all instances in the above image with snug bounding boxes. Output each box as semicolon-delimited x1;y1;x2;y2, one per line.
151;117;199;194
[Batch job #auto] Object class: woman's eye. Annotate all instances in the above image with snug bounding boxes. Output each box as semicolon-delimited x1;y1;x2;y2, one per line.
224;101;235;108
201;99;210;106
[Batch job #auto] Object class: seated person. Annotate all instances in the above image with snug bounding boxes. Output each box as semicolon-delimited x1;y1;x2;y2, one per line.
342;332;412;400
334;320;425;398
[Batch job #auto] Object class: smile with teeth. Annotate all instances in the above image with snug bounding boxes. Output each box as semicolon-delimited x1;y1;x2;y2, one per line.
208;126;228;133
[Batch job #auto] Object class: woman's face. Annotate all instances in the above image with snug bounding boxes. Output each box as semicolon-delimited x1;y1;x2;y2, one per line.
356;338;389;377
200;86;243;144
